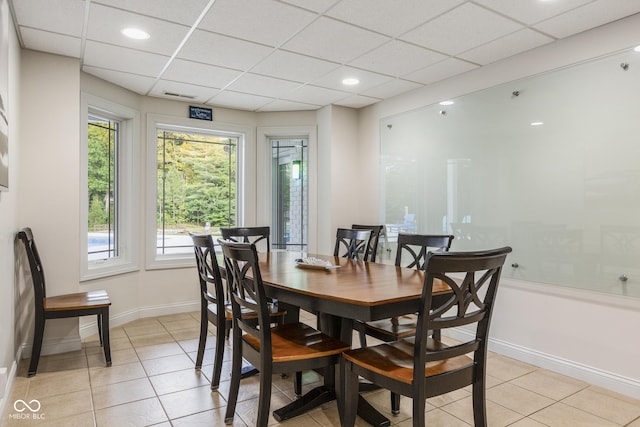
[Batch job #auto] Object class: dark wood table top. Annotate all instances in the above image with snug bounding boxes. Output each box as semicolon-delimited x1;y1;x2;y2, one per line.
255;251;451;322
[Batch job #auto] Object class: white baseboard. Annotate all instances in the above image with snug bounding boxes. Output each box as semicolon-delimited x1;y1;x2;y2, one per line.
446;328;640;399
0;350;21;421
20;336;82;359
79;300;199;338
136;301;200;320
18;301;200;353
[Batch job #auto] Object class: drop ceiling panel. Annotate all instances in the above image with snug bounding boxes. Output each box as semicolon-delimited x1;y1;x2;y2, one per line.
458;28;554;65
284;84;351;105
20;28;81;58
199;0;317;47
149;80;219;103
348;40;448;77
162;59;242;89
282;17;390;63
475;0;596;25
326;0;465;37
92;0;211;26
258;99;320;112
83;41;170;77
178;30;274;72
226;73;303;99
334;94;381;109
250;50;340;83
403;58;478;85
87;4;189;56
83;66;157;95
279;0;338;14
360;79;423;100
207;91;274;111
401;2;523;55
311;66;394;92
12;0;86;37
11;0;640;111
533;0;640;39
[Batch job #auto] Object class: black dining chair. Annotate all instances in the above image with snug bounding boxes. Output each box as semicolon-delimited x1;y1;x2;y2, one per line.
219;226;271;337
351;224;384;262
190;233;287;390
313;227;373;333
220;240;350;427
354;233;454;413
394;233;455;270
333;228;372;261
358;233;455;342
340;246;512;427
220;226;270;252
17;227;112;377
190;233;233;390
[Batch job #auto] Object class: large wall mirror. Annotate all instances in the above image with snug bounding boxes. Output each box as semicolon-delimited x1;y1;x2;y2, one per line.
381;47;640;298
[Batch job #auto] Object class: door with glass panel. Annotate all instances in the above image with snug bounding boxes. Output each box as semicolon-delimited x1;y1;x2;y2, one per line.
270;138;308;251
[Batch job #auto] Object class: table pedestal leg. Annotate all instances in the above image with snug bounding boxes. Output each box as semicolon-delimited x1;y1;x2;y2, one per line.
240;365;258;379
357;395;391;427
273;386;335;421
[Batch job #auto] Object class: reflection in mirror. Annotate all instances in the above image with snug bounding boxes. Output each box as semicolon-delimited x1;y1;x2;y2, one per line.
381;47;640;297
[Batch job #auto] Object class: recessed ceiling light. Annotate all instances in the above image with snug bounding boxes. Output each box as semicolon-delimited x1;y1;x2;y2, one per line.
121;28;150;40
342;78;360;86
531;122;544;126
634;45;640;52
439;100;454;106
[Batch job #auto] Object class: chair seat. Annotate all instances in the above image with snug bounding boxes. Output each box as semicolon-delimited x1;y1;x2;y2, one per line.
361;314;418;340
243;322;350;362
44;290;111;311
342;338;473;384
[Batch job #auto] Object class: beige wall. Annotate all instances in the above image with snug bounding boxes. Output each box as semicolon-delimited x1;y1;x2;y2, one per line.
314;104;363;255
14;51;82;357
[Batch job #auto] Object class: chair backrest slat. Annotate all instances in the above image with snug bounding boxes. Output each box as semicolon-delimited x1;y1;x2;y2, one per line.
190;233;226;310
413;246;512;381
219;240;272;347
395;233;454;269
220;226;270;252
333;228;372;261
351;224;384;262
17;228;46;305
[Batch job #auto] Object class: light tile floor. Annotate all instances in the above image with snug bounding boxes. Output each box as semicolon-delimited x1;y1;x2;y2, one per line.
3;311;640;426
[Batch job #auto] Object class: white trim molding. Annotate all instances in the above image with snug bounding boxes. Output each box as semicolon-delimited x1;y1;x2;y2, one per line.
80;92;141;281
145;113;253;270
256;126;318;252
446;276;640;400
79;301;200;339
447;327;640;399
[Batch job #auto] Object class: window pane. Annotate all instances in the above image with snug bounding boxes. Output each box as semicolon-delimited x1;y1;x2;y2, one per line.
87;114;118;261
271;138;308;251
156;129;237;255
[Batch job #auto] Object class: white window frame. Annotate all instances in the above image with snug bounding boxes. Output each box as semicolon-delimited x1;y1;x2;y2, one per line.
146;113;252;269
257;126;317;253
80;93;140;281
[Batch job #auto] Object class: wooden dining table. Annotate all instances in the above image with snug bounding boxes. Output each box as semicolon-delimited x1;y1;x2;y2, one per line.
253;250;452;426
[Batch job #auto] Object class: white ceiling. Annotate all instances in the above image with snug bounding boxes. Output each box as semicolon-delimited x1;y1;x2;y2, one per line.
9;0;640;112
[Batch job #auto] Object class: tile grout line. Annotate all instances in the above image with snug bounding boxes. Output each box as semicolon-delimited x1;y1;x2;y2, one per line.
11;313;640;427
